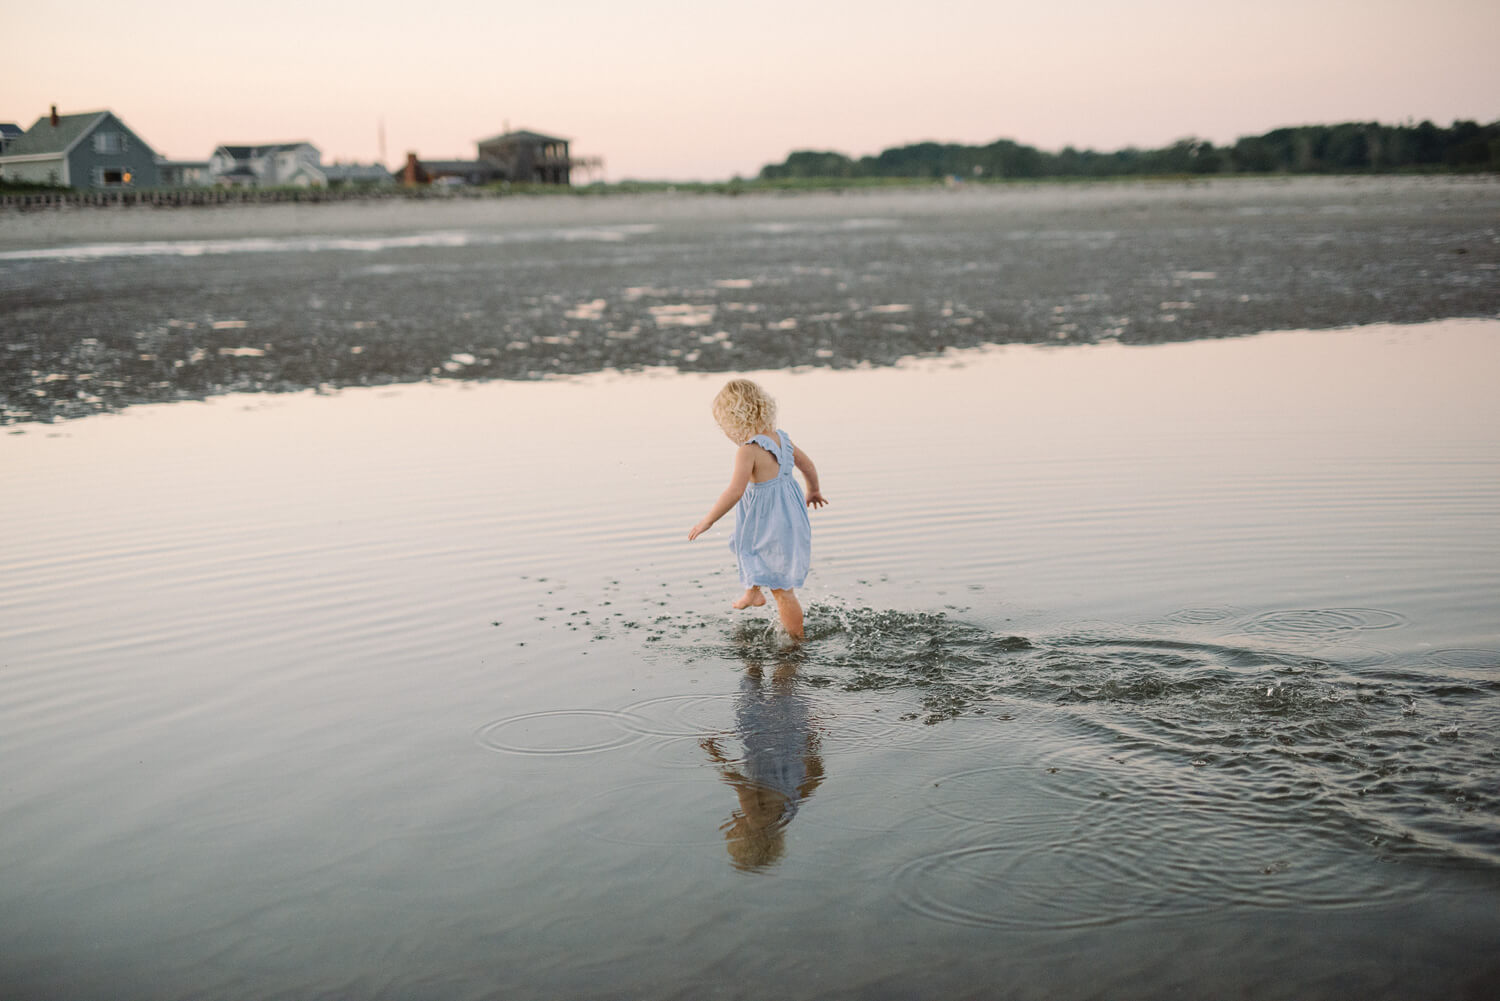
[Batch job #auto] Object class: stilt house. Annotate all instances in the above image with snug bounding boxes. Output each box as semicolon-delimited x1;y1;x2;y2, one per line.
477;130;573;184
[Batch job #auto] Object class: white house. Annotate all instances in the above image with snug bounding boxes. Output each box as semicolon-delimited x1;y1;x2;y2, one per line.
208;142;325;187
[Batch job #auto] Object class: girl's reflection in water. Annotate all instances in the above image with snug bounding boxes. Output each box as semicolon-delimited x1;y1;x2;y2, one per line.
701;642;825;871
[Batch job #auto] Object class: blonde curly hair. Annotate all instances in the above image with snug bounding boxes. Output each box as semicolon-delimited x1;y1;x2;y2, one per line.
711;378;777;442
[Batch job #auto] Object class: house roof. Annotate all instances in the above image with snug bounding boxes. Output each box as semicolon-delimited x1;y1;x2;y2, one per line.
3;111;109;158
215;142;316;160
323;164;392;181
0;124;23;140
477;129;569;146
418;159;499;174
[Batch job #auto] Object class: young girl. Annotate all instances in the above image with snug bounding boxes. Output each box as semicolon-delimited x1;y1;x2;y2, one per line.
688;379;828;640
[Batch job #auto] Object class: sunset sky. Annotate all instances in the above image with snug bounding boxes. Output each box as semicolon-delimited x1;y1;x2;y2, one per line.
4;0;1497;180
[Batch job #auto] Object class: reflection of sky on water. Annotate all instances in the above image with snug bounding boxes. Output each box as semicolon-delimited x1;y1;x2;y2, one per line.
1;320;1498;998
5;320;1496;643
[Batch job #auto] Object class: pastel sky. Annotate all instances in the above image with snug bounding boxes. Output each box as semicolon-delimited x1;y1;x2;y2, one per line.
4;0;1497;180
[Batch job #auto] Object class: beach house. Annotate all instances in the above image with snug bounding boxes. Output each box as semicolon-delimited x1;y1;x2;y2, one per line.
0;107;160;188
208;142;325;187
477;129;575;184
0;123;23;155
156;159;213;187
396;127;598;187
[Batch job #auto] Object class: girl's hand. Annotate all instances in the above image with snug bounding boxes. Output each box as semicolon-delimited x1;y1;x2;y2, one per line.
806;490;829;509
688;519;711;540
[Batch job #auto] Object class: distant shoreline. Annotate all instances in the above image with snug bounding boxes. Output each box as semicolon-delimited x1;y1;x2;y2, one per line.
3;173;1208;213
3;168;1494;212
2;174;1497;252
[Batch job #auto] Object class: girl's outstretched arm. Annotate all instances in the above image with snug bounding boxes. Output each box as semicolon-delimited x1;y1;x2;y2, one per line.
688;444;757;540
794;447;829;508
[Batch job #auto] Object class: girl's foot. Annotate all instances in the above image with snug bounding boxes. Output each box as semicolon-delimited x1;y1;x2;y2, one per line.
770;588;805;640
732;588;766;609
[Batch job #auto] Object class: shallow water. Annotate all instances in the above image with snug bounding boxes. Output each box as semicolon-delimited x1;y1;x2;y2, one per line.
2;320;1499;999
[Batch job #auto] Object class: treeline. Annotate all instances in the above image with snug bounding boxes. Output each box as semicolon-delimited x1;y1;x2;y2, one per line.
760;120;1500;180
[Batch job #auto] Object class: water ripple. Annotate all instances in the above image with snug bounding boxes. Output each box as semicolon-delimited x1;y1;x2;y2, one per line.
617;694;742;737
1161;604;1244;625
1423;648;1500;672
629;602;1500;871
892;821;1422;930
474;709;649;756
1240;607;1409;639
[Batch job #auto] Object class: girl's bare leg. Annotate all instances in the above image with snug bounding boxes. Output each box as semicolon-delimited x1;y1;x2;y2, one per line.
769;588;804;640
732;587;766;609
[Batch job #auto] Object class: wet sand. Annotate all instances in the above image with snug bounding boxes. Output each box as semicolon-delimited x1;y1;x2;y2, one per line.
2;175;1497;423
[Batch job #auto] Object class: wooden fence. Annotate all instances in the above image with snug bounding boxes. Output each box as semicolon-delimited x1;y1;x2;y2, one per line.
0;187;494;211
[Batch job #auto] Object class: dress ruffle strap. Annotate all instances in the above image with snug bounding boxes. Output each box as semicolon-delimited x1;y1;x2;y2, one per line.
746;430;795;476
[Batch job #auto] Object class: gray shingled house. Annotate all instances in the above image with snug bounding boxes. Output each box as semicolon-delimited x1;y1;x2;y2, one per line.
0;123;23;155
477;129;573;184
0;107;160;188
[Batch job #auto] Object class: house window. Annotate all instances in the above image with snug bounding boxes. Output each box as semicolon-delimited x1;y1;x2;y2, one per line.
94;132;128;154
95;167;133;186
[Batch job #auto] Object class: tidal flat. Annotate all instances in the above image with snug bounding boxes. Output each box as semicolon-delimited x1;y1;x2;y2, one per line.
1;180;1499;1000
1;175;1497;423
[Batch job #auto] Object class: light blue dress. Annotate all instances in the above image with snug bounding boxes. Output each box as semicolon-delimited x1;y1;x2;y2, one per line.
732;429;812;590
734;671;814;823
